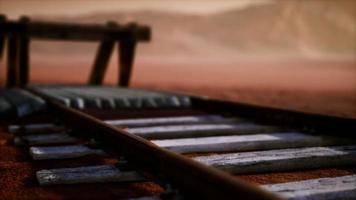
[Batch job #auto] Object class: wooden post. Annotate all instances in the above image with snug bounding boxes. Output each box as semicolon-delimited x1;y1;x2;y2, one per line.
88;39;115;85
18;16;30;87
0;15;6;61
6;34;19;87
88;21;117;85
118;24;137;87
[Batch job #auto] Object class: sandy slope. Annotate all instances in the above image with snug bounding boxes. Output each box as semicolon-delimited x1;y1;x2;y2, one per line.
0;0;354;118
2;56;351;119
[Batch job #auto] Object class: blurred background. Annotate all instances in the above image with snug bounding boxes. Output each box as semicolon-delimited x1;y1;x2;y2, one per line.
0;0;355;118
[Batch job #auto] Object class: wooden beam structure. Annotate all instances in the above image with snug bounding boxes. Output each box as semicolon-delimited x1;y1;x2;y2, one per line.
0;16;151;87
0;20;150;42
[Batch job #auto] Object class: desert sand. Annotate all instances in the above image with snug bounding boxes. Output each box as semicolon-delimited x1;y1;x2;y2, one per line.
1;56;353;119
0;0;355;118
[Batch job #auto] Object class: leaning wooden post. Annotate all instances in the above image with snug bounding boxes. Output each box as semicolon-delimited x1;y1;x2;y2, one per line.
118;23;137;87
88;21;117;85
0;15;6;61
6;34;19;87
18;16;30;87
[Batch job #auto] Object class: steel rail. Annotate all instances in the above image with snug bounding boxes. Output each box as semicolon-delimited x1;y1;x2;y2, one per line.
191;97;356;136
28;88;282;200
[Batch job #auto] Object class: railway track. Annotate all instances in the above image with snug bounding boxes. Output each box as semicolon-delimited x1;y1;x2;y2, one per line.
1;86;355;200
1;17;355;199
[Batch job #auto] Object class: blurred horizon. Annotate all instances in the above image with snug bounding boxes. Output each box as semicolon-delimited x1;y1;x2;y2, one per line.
0;0;355;118
1;0;355;59
1;0;271;18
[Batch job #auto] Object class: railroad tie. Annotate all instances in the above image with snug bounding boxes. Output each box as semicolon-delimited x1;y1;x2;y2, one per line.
8;114;238;133
152;132;353;153
128;123;279;139
8;123;65;134
29;145;106;160
105;115;240;127
194;145;356;174
262;175;356;200
15;132;77;145
36;165;145;186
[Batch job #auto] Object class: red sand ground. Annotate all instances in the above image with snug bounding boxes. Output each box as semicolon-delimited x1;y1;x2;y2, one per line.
0;57;355;198
1;57;353;118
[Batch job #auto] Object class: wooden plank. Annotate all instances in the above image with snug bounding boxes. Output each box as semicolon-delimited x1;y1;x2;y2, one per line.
1;20;151;41
17;133;77;145
36;165;144;186
30;23;150;41
129;123;279;139
152;132;352;153
30;145;105;160
262;175;356;200
106;115;238;127
194;145;356;174
8;123;64;134
8;114;228;133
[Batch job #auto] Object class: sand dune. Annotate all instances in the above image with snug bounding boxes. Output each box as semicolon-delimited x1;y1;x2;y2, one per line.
0;0;355;118
29;0;356;59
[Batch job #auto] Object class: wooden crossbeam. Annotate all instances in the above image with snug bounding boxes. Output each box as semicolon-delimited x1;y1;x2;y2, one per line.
0;20;150;42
